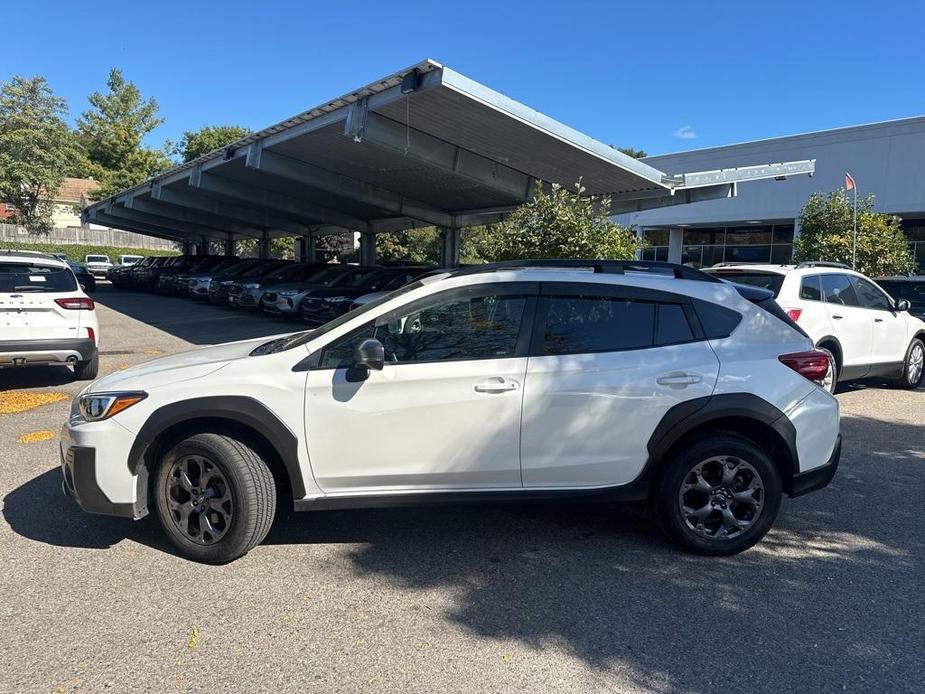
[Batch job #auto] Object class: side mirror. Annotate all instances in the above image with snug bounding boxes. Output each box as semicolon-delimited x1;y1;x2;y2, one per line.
353;338;385;371
896;299;911;312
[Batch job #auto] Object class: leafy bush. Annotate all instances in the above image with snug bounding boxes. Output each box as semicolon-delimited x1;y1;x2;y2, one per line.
0;240;179;262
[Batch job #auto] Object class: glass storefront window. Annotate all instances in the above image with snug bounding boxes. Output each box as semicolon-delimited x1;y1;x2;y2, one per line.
682;228;725;245
643;229;670;246
771;244;794;264
724;245;772;263
773;224;795;244
726;226;772;245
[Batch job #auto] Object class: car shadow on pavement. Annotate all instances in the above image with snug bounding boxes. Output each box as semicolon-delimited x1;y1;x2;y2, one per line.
4;415;922;691
0;366;78;389
91;285;298;346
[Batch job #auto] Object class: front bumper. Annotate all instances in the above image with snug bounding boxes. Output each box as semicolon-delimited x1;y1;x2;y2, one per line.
60;445;138;518
0;338;97;367
791;434;841;497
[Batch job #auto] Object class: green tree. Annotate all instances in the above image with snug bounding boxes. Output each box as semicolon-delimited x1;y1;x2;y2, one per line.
175;124;252;163
488;181;641;261
794;190;914;276
0;76;84;231
77;68;172;198
617;146;647;159
375;227;441;263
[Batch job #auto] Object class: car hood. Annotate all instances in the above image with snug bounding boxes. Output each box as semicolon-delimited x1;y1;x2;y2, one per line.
86;334;296;392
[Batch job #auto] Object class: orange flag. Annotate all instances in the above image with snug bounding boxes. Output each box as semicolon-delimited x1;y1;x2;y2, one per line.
844;172;856;191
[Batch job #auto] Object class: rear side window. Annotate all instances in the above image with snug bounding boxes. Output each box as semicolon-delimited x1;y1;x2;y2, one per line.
0;264;78;293
820;274;860;306
540;296;697;354
800;275;822;300
691;299;742;339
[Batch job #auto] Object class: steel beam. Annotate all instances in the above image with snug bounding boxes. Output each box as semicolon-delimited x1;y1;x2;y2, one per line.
100;205;248;241
665;160;816;189
150;184;310;236
610;184;736;215
188;169;368;233
247;145;456;228
123;196;264;239
87;211;209;242
350;111;534;202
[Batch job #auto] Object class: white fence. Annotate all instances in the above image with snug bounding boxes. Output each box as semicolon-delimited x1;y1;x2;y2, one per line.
0;223;177;250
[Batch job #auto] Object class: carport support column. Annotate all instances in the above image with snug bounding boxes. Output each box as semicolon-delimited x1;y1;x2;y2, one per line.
360;226;376;266
440;227;461;268
259;230;271;259
224;233;235;256
197;236;209;256
182;240;194;255
668;227;683;264
301;235;317;263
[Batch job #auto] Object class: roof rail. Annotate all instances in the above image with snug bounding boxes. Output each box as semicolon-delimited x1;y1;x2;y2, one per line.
0;249;59;261
451;259;722;283
796;261;851;269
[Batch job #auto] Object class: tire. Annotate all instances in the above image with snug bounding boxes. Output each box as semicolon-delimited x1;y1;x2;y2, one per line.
654;433;782;556
154;432;277;564
816;346;838;394
893;338;924;390
74;354;99;381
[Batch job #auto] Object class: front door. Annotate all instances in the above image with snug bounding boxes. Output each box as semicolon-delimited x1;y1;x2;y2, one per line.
851;276;908;364
304;284;537;494
819;274;872;372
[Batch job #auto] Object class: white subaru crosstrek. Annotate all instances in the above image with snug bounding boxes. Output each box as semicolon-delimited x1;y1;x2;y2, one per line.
61;260;841;563
705;262;925;392
1;250;100;379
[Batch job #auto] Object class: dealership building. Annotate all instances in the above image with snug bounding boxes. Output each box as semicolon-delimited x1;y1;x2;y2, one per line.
617;116;925;272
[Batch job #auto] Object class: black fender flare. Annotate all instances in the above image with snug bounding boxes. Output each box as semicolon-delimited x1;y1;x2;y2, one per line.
814;335;843;366
127;395;306;499
645;393;800;490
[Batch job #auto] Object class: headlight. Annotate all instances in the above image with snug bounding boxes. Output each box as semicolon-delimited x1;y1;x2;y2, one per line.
77;391;148;421
278;289;302;296
242;282;260;289
326;296;350;303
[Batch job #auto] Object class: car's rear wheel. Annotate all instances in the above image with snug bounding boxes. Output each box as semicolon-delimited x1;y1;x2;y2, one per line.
655;434;781;555
74;354;99;380
893;338;924;389
154;432;276;564
817;347;838;394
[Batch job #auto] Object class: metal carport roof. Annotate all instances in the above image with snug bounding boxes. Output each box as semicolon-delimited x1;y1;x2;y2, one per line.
83;59;815;263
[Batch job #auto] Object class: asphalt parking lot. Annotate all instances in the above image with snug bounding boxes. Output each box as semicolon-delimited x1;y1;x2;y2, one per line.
1;284;923;694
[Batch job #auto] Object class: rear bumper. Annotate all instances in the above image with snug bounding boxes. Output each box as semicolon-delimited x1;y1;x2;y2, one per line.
791;434;841;497
0;338;96;367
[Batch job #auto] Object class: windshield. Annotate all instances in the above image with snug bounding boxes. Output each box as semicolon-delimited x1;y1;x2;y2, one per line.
0;263;79;292
268;280;427;352
707;270;785;297
86;255;109;263
306;266;351;285
878;280;925;307
122;255;143;262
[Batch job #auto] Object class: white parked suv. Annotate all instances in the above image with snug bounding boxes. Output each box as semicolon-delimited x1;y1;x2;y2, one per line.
705;262;925;392
1;250;100;379
84;254;113;277
61;260;841;563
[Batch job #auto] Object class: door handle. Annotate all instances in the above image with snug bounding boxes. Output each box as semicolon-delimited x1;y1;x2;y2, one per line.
874;318;884;322
474;377;520;393
657;372;702;386
832;314;843;319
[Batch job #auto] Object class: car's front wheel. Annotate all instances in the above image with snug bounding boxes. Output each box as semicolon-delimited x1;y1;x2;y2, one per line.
655;434;782;556
893;338;924;390
154;432;277;564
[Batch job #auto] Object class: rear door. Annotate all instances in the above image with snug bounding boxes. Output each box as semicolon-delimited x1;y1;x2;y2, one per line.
819;273;872;371
0;262;81;340
520;283;719;488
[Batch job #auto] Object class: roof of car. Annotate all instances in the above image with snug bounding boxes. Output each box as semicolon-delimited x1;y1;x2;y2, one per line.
706;262;862;276
0;249;68;268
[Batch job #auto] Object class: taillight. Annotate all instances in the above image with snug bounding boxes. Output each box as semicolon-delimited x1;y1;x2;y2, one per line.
779;350;830;383
784;308;802;322
87;327;96;343
55;297;95;310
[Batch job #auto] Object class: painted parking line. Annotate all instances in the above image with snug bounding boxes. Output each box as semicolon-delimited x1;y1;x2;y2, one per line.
0;392;68;415
18;430;55;444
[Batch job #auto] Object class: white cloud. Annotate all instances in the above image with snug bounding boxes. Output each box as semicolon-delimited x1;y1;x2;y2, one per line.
673;125;698;140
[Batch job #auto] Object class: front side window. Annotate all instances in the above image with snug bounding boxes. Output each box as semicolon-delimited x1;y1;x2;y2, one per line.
850;277;891;310
320;291;528;367
820;274;860;307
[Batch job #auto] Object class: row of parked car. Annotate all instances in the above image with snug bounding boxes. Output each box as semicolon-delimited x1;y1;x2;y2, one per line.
107;254;442;326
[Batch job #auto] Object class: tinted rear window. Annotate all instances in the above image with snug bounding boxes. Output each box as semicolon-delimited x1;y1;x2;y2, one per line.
542;296;656;354
711;270;785;297
0;264;78;292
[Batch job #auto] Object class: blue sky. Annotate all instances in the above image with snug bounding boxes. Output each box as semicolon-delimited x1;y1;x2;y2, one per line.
5;1;925;157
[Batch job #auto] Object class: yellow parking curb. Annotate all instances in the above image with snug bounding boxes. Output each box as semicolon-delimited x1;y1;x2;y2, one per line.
18;430;55;444
0;391;69;415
